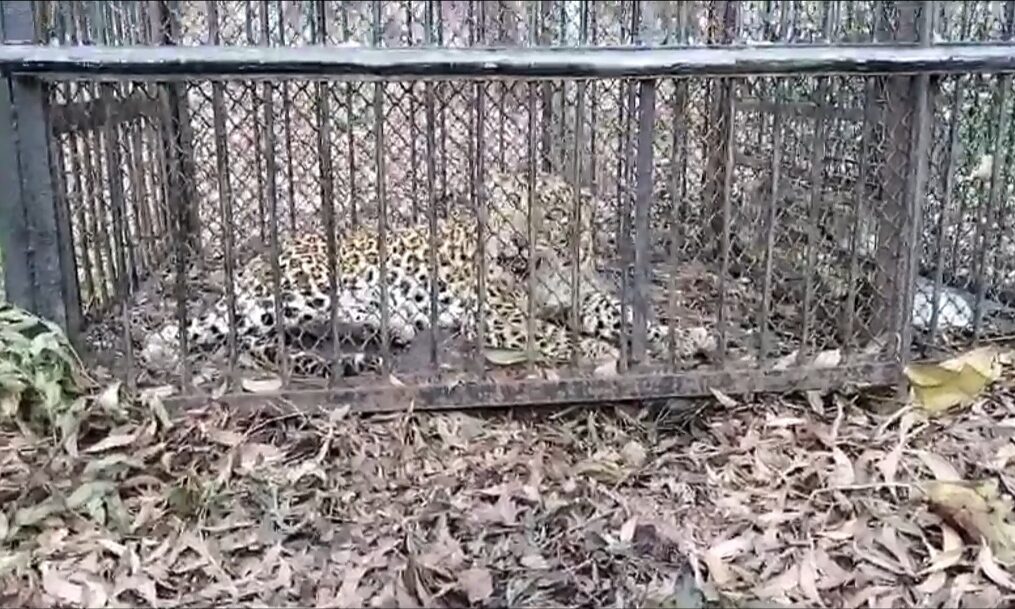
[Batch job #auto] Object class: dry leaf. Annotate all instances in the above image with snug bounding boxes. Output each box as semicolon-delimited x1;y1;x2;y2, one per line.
619;516;638;544
709;388;738;408
829;447;856;486
484;349;530;366
96;381;122;411
621;440;647;468
240;376;283;393
924;480;1015;563
812;349;842;368
41;563;83;605
593;358;619;378
519;554;549;570
916;451;962;481
458;567;493;603
83;431;138;454
904;346;1001;414
921;524;964;574
797;550;822;605
977;543;1015;590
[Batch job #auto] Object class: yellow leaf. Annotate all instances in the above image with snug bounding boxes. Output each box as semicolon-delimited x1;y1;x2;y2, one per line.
483;349;530;366
904;347;1002;414
924;480;1015;564
240;376;282;393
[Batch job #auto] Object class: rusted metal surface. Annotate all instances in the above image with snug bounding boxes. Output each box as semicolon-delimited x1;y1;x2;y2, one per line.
8;1;1015;413
162;361;903;415
4;43;1015;81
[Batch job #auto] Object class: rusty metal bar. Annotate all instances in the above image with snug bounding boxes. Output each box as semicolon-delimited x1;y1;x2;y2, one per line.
973;3;1015;340
631;78;655;366
716;77;735;362
928;73;965;342
340;4;358;229
667;3;690;368
800;3;836;362
163;361;903;415
245;0;267;243
66;130;96;310
526;78;538;371
207;0;239;390
843;75;877;357
0;0;77;333
758;81;783;364
312;2;341;387
100;82;134;382
373;1;392;376
473;0;488;378
260;6;287;383
799;75;830;361
10;43;1015;81
276;0;297;234
424;1;440;373
900;1;936;369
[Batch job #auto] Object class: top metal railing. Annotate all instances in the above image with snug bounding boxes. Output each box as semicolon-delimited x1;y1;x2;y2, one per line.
2;42;1015;80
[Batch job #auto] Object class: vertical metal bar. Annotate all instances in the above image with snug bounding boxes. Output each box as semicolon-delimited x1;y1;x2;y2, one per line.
67;131;96;308
83;130;111;308
525;11;538;372
497;0;507;171
208;0;239;389
406;1;419;224
91;126;118;306
588;1;598;195
128;122;153;284
424;1;440;372
631;79;655;366
372;1;392;375
341;3;358;228
46;124;84;354
101;84;130;302
758;82;783;364
100;82;134;384
973;2;1013;340
799;4;835;363
538;0;553;173
716;78;735;362
928;75;965;343
314;2;341;387
260;6;287;382
568;2;588;368
245;0;267;242
436;0;447;199
276;0;297;234
0;1;76;334
667;3;689;368
473;0;488;377
900;2;936;368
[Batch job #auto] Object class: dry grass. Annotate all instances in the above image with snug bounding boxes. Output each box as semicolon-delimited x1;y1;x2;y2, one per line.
1;356;1015;608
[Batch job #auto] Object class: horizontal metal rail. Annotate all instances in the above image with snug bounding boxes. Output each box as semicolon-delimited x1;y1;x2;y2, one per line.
162;361;901;414
1;43;1015;81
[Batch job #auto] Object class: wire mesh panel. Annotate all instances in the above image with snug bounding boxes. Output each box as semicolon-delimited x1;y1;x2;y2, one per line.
5;0;1015;410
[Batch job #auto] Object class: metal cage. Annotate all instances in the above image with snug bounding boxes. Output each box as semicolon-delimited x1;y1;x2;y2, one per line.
2;1;1015;412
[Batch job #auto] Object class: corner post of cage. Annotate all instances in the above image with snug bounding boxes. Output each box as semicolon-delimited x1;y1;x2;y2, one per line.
0;0;82;344
898;2;936;389
154;0;199;260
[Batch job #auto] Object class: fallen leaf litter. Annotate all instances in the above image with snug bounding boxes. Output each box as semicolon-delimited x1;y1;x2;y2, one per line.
0;346;1014;607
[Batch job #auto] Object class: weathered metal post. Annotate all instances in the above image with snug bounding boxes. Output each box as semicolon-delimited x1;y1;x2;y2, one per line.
0;0;81;340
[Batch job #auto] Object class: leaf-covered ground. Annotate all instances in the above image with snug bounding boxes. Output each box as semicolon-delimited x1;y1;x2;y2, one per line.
1;353;1015;608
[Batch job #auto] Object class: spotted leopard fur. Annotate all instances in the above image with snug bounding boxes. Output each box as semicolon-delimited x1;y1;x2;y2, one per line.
483;169;715;359
148;198;619;379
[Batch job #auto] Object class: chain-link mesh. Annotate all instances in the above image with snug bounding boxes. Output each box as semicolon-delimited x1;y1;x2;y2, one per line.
25;0;1015;399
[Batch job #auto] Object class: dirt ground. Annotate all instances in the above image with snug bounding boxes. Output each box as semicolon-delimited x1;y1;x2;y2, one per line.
2;353;1015;608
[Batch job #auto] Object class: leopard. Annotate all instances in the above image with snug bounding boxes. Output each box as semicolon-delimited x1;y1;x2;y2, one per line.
141;196;622;380
464;169;716;360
